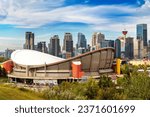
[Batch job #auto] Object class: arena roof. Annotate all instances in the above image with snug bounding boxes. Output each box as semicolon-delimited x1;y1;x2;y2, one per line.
11;50;65;66
9;48;115;80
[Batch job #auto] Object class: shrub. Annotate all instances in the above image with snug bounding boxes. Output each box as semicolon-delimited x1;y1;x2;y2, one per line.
98;75;114;89
83;78;100;99
125;71;150;99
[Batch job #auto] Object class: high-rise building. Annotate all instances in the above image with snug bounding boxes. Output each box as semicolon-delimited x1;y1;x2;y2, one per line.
134;39;138;59
62;33;73;58
92;32;105;46
115;39;121;58
24;32;34;50
136;24;147;47
75;33;87;55
48;35;61;57
76;33;87;49
4;48;15;59
134;39;145;59
108;40;113;48
36;41;47;53
92;32;105;50
125;37;134;59
87;44;91;52
100;40;114;48
138;40;144;59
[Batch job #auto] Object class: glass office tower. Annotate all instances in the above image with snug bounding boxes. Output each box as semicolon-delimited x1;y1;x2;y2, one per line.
136;24;147;47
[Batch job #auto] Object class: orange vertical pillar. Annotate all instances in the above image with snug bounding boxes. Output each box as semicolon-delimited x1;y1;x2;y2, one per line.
72;61;84;78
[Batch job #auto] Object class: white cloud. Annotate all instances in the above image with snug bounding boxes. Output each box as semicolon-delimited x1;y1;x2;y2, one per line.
0;0;150;39
0;0;65;21
0;3;135;28
1;0;150;51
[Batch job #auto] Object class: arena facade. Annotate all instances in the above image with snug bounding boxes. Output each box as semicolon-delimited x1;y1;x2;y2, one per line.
8;47;114;85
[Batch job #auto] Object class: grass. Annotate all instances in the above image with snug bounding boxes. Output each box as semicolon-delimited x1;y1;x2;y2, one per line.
0;77;8;83
0;84;44;100
0;77;44;100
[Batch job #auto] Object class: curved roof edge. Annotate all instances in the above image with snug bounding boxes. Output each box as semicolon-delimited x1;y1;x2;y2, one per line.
13;47;114;68
11;49;65;66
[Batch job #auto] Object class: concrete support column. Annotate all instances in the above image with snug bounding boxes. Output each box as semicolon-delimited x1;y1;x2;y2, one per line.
44;63;46;77
34;69;37;77
26;65;29;77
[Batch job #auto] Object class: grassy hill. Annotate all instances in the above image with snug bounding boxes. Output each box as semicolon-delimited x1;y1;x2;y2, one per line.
0;84;44;100
0;77;44;100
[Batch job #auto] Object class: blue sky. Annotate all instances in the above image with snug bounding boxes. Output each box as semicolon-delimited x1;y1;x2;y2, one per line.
0;0;150;51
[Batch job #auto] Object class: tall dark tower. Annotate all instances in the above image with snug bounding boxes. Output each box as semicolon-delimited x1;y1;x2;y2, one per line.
37;41;47;53
63;33;73;53
125;37;134;59
24;32;34;50
115;39;121;58
49;35;61;57
136;24;147;47
62;33;73;58
77;32;87;49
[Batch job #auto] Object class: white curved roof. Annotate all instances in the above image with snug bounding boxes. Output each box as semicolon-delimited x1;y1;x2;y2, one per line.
11;49;65;66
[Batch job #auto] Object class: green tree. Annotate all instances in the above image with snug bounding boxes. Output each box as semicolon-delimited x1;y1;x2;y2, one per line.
83;78;100;99
125;71;150;99
98;75;114;89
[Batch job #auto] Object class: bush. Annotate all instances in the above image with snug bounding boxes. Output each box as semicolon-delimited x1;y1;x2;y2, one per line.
42;84;76;100
98;75;114;89
42;69;150;100
42;79;101;100
98;75;126;100
125;71;150;99
83;79;100;99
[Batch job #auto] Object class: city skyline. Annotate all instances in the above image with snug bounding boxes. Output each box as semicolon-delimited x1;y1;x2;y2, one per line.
0;0;150;51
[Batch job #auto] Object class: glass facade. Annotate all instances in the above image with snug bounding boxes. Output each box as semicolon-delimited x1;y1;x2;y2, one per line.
136;24;147;46
115;39;121;58
77;33;87;49
125;37;134;59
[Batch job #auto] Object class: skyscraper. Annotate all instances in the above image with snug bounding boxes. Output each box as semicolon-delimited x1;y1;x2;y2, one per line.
136;24;147;47
137;39;144;59
134;39;138;59
125;37;134;59
63;33;73;58
76;33;87;49
36;41;47;53
62;33;73;59
115;39;121;58
49;35;61;57
75;33;87;55
92;32;105;50
4;48;15;59
100;40;114;48
24;32;34;50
